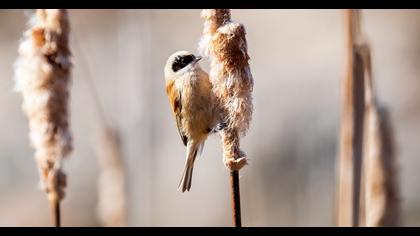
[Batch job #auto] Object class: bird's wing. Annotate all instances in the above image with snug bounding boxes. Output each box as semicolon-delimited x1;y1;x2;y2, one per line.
174;93;188;146
166;81;188;146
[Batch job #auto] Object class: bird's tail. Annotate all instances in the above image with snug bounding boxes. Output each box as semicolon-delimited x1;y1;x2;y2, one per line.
178;141;204;192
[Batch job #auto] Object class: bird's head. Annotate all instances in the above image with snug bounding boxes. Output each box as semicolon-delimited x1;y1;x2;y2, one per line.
164;50;202;80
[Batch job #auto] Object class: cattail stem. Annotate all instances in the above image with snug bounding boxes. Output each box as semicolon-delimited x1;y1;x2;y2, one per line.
230;170;241;227
51;197;60;227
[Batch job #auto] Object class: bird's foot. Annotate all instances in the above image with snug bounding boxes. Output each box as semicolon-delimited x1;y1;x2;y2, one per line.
209;122;227;134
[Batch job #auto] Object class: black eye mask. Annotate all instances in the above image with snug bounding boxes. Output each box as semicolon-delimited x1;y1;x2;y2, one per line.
172;55;195;72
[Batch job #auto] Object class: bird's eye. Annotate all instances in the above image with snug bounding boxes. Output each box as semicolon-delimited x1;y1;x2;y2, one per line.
172;55;195;72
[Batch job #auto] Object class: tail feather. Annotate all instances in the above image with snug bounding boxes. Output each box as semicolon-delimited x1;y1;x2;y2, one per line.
198;142;205;156
178;142;202;192
178;164;194;192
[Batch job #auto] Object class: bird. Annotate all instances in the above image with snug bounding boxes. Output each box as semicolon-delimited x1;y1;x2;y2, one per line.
164;50;224;192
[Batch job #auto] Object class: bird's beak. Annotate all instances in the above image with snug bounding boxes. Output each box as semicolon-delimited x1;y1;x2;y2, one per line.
195;56;202;62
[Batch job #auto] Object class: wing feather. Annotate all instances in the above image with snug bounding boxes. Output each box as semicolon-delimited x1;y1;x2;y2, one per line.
175;93;188;146
167;80;188;146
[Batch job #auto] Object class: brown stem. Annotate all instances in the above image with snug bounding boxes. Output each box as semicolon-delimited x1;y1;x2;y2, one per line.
336;9;365;227
50;198;61;227
230;170;241;227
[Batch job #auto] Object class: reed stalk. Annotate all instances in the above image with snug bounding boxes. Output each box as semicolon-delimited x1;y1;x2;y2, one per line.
335;9;365;227
336;9;399;227
356;18;400;228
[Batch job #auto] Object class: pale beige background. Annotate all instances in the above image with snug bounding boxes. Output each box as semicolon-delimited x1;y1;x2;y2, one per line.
0;9;419;226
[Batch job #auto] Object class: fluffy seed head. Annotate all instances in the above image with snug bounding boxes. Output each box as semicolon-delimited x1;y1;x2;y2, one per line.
198;9;254;170
14;9;72;201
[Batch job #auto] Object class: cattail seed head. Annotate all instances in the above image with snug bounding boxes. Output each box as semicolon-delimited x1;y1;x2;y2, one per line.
14;9;72;202
211;22;253;135
198;9;231;58
199;9;253;171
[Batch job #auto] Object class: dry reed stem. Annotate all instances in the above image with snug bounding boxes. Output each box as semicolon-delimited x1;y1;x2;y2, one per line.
336;9;365;227
358;42;399;227
14;9;72;225
95;126;127;227
336;9;399;227
199;9;253;171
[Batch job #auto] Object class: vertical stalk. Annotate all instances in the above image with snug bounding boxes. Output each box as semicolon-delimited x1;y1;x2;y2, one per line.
336;9;365;227
230;170;241;227
51;197;60;227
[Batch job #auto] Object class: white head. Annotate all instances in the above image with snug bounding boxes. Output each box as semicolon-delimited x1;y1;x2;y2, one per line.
164;50;203;81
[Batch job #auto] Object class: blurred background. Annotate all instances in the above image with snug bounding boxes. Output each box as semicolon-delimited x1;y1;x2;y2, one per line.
0;9;419;226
